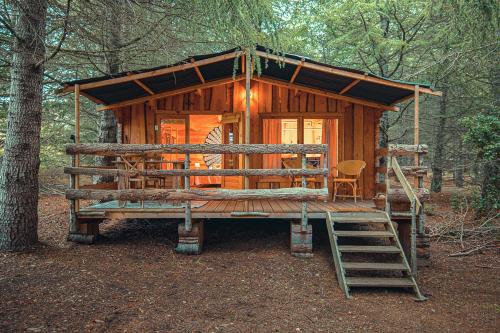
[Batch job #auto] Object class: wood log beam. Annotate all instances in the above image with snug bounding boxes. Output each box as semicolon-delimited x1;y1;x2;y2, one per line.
65;143;328;155
66;188;329;202
339;79;361;95
387;188;430;203
290;59;304;83
80;91;104;104
64;167;328;178
191;58;205;83
133;79;154;95
388;166;428;177
389;144;428;156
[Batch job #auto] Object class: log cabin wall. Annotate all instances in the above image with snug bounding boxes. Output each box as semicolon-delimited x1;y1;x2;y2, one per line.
113;80;383;199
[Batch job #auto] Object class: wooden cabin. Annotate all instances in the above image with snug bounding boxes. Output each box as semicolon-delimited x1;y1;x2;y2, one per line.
60;46;440;279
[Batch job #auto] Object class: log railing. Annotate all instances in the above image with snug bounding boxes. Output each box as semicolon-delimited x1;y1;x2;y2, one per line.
387;144;428;275
65;143;329;232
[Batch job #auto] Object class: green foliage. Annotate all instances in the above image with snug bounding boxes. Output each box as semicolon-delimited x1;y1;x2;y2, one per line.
450;191;470;213
461;111;500;161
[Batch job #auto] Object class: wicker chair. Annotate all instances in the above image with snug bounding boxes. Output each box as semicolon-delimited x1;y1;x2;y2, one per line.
332;160;366;202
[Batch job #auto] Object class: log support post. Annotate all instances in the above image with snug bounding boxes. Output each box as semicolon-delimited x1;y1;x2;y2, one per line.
68;84;98;244
67;216;101;244
244;51;251;212
290;219;312;258
176;219;205;255
300;154;308;232
184;152;192;232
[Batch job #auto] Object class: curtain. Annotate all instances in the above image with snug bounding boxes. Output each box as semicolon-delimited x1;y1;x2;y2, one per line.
322;119;338;177
263;119;282;169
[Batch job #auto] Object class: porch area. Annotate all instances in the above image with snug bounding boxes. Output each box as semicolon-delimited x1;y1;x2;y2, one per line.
80;199;377;220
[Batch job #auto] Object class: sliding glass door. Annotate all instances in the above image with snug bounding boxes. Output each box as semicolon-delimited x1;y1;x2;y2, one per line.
262;117;338;174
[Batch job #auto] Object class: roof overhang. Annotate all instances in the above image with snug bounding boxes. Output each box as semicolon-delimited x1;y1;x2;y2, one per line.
58;45;441;111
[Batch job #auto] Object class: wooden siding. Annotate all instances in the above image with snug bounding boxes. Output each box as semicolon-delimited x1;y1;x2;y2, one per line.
115;80;381;198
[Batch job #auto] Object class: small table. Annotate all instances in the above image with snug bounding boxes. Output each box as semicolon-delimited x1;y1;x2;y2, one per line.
257;176;291;189
144;159;185;189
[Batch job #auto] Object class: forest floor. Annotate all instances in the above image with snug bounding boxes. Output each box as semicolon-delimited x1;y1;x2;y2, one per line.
0;184;498;332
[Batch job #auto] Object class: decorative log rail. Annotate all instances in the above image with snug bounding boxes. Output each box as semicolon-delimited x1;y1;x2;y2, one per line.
66;188;328;202
65;143;328;155
66;143;329;233
387;165;428;177
64;167;328;177
388;144;428;156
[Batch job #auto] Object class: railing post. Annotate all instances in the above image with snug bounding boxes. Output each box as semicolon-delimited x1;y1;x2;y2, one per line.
323;133;329;199
385;155;392;215
184;152;192;232
301;154;308;231
411;199;417;276
68;154;77;234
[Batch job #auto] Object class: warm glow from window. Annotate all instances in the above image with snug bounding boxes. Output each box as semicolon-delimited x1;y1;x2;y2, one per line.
304;119;323;157
281;119;298;144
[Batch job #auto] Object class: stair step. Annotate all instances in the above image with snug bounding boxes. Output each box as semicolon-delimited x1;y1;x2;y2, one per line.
333;218;388;224
338;245;401;253
335;230;394;237
343;262;408;271
346;277;414;287
391;212;413;218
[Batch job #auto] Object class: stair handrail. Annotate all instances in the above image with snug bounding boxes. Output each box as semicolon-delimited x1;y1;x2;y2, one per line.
387;155;422;276
390;156;422;213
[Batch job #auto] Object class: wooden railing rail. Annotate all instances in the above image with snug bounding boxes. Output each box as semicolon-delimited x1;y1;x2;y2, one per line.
66;188;328;202
65;143;328;155
388;144;428;156
64;167;328;178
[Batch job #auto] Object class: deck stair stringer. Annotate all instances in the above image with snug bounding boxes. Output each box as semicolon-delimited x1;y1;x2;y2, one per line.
325;211;426;301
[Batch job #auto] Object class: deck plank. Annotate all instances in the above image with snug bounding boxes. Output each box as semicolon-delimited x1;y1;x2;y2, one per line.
226;200;237;213
84;199;376;217
260;199;273;213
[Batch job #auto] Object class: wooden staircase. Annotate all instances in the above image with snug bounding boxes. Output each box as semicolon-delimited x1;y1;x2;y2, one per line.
326;211;426;300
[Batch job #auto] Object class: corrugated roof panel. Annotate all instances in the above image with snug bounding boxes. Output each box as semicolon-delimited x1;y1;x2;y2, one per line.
62;45;436;107
346;81;413;105
294;68;353;93
85;81;149;104
199;58;242;81
259;58;296;81
141;68;200;94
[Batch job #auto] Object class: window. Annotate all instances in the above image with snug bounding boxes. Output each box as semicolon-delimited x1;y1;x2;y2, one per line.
281;119;298;144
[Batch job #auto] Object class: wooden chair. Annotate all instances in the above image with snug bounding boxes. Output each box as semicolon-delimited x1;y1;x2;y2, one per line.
120;156;145;207
283;157;320;188
332;160;366;202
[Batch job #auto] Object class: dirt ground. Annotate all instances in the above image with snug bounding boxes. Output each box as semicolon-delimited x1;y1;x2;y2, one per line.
0;193;498;333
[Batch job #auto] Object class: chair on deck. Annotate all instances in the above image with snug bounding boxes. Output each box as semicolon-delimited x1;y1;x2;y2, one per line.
283;157;322;188
332;160;366;202
118;156;145;208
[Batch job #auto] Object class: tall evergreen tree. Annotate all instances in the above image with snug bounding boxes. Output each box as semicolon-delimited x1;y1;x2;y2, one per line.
0;0;49;250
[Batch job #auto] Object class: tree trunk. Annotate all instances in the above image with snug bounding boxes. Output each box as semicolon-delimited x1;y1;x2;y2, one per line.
95;0;121;183
453;139;464;187
0;0;48;250
431;86;448;192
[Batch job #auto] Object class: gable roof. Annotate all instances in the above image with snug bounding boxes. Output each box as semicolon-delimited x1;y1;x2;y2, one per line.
60;45;440;110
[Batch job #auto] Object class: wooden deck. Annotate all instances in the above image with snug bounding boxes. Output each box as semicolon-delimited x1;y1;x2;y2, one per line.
80;199;377;220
